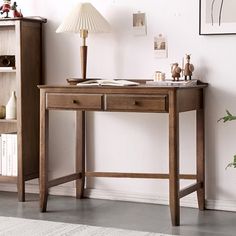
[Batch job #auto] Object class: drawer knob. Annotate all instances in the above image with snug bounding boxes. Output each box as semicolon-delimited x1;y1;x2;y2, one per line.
133;100;139;105
73;100;80;104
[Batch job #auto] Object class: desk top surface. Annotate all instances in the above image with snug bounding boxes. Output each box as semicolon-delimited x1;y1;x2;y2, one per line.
38;80;208;91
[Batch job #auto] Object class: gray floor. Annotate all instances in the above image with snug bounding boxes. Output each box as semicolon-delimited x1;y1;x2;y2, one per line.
0;192;235;235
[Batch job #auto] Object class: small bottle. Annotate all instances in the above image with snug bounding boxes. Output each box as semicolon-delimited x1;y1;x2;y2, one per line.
6;91;17;120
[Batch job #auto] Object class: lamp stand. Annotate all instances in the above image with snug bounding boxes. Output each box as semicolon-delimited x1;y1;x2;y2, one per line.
80;30;88;80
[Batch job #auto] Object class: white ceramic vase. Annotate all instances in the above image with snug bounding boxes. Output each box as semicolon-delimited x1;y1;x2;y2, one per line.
6;91;17;120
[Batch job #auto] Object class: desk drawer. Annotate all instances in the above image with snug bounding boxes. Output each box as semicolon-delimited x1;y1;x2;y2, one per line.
105;95;167;112
46;93;103;110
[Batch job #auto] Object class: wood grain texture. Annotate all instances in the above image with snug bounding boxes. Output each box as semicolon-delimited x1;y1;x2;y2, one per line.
48;173;82;188
76;111;86;199
46;93;103;110
85;172;196;179
0;176;17;183
177;88;203;112
39;89;48;212
0;120;17;133
0;18;46;202
105;95;167;112
38;84;207;225
169;89;180;226
80;46;87;80
197;106;205;210
179;182;202;199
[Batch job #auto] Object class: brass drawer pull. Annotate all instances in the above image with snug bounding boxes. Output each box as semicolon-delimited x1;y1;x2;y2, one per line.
73;100;80;104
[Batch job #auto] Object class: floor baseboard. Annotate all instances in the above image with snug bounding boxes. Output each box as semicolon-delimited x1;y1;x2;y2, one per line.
0;183;235;212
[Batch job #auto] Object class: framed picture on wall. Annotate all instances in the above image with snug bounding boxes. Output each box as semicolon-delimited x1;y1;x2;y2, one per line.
154;34;168;58
133;12;147;36
199;0;236;35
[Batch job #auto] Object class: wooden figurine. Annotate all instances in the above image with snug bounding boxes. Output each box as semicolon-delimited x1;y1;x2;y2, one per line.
0;0;11;18
184;54;194;80
11;2;23;17
171;63;182;81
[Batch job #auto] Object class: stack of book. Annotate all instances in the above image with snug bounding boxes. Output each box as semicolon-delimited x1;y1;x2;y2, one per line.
0;134;17;176
146;79;198;86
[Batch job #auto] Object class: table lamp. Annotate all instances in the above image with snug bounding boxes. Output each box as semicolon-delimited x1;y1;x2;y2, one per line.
56;2;110;80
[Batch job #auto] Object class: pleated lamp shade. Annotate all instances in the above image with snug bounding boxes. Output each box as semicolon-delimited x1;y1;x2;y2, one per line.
56;2;110;33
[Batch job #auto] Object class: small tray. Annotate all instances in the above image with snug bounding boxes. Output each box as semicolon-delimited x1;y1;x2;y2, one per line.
66;78;101;85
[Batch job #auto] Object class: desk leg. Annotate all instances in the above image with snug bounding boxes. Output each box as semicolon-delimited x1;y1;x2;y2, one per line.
196;109;205;210
76;111;85;199
17;154;25;202
169;91;180;226
39;91;48;212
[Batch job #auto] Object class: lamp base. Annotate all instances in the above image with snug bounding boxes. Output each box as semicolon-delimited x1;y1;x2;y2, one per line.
80;45;87;80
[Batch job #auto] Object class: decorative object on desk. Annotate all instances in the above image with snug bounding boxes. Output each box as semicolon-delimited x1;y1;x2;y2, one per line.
171;63;182;81
11;1;23;18
183;54;194;80
154;34;168;58
218;110;236;169
199;0;236;35
5;91;16;120
77;79;139;86
133;11;147;36
0;105;6;119
0;55;15;67
154;71;165;81
0;0;11;18
56;2;110;80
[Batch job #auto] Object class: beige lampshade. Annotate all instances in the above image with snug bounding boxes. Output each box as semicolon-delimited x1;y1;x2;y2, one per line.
56;2;110;33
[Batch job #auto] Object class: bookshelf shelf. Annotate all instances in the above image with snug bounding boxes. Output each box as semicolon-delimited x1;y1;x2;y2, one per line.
0;68;16;73
0;119;17;133
0;119;17;123
0;175;17;184
0;18;46;202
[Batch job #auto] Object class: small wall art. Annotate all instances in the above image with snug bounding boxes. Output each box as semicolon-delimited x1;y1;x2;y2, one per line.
133;12;147;36
154;34;168;58
199;0;236;35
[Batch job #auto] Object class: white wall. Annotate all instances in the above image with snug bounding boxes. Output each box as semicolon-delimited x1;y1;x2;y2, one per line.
2;0;235;210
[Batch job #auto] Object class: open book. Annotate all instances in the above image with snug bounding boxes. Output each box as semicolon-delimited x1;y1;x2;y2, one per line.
77;79;139;87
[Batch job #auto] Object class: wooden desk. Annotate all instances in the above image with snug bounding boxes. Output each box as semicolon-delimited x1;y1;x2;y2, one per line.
38;81;207;226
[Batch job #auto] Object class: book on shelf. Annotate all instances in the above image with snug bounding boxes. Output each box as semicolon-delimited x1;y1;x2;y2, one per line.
77;79;139;87
146;79;198;86
1;134;7;176
0;134;17;176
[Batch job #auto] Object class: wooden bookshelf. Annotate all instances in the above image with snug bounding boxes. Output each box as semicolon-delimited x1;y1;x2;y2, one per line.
0;18;46;201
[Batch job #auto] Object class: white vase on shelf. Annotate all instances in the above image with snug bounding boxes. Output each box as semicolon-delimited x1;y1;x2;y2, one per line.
6;91;17;120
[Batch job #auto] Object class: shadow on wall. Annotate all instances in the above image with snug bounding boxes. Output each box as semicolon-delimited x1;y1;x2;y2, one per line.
205;85;236;200
44;20;81;84
194;57;210;83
